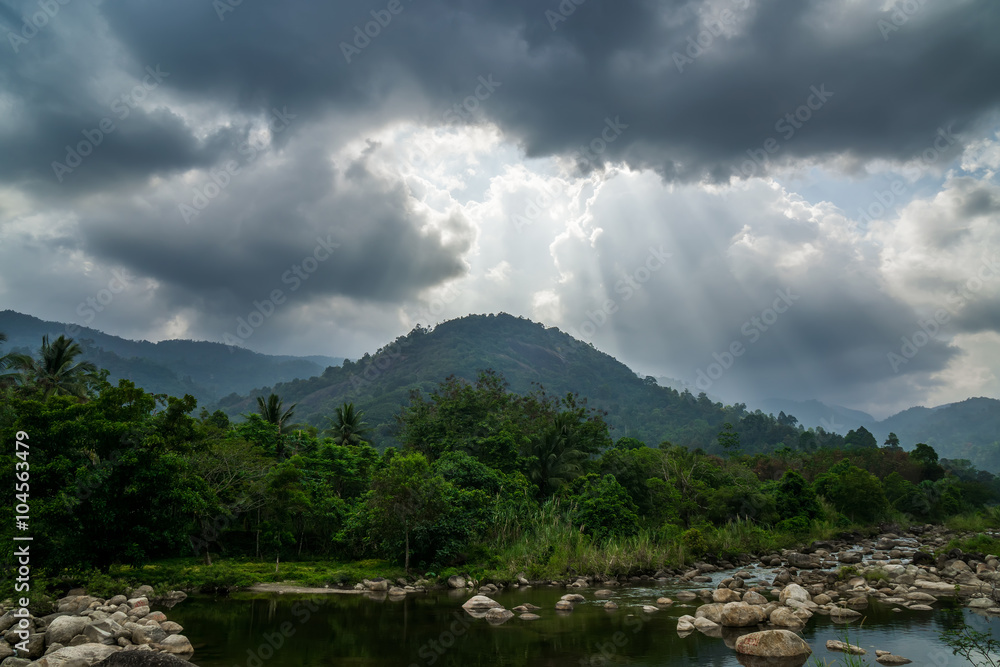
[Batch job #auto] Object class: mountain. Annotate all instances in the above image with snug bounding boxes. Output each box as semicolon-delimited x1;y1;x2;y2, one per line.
872;398;1000;470
755;398;876;434
0;310;340;407
219;313;807;452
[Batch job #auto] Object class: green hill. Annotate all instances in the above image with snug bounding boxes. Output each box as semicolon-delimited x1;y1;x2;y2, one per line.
0;310;340;406
222;313;808;453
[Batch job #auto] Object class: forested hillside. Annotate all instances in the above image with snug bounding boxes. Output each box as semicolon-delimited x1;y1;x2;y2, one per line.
223;313;817;454
0;310;338;406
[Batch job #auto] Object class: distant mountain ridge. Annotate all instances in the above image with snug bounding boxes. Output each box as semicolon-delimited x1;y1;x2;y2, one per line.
0;310;340;407
4;309;999;471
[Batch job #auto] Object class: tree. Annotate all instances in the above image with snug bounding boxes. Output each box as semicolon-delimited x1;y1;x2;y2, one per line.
563;474;639;540
884;432;902;450
328;402;370;446
365;452;448;571
718;422;741;457
814;460;889;523
844;426;877;450
256;394;297;436
14;335;99;399
774;469;821;521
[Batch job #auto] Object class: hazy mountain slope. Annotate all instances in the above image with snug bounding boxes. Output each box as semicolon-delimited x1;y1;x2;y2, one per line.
0;310;339;405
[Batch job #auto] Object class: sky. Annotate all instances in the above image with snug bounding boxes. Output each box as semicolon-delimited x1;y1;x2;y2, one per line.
1;0;999;419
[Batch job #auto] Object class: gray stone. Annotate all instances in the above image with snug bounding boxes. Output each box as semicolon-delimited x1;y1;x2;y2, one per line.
484;609;514;625
44;618;89;647
94;651;195;667
446;575;466;589
26;644;119;667
130;626;166;646
735;629;813;658
152;635;192;655
84;620;123;646
462;596;501;611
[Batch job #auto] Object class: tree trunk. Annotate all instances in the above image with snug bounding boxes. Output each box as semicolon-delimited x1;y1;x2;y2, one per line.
404;526;410;573
275;553;280;574
204;551;212;566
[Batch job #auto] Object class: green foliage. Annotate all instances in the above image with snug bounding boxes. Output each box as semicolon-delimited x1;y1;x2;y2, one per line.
563;474;640;540
774;470;821;520
815;460;889;523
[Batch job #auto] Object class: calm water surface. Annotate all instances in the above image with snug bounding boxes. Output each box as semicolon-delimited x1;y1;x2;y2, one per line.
169;577;999;667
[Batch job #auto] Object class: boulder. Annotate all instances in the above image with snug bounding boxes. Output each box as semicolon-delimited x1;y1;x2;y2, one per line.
769;607;804;628
676;616;695;633
735;629;813;658
83;619;123;646
461;596;501;611
641;606;658;614
876;655;912;665
656;598;673;606
28;644;119;667
604;602;618;610
829;607;863;620
129;587;154;599
130;626;167;646
153;635;193;655
447;575;467;589
713;589;742;603
826;639;866;655
45;618;90;647
693;617;719;633
838;551;863;564
779;584;810;606
560;594;585;602
519;613;540;621
696;603;725;624
364;579;388;592
721;602;767;627
106;597;127;608
484;609;514;625
158;622;182;635
554;601;573;611
787;553;821;569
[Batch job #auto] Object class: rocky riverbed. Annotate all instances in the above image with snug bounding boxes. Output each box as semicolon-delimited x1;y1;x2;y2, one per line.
0;586;196;667
445;525;1000;666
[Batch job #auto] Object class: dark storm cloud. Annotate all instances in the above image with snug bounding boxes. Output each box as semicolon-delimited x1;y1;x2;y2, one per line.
75;140;474;306
88;0;1000;180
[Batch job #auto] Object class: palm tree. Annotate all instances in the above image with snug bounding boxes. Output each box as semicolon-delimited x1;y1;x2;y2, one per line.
256;393;297;436
0;332;20;387
328;402;370;446
14;334;98;399
525;412;586;497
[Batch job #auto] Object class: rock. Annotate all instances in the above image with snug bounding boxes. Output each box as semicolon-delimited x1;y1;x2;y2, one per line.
876;655;913;665
153;635;193;655
28;644;119;667
838;551;863;564
0;613;19;634
713;589;742;603
787;553;821;569
826;639;866;655
779;584;810;606
641;606;658;614
675;591;698;602
365;579;388;592
68;635;90;647
45;618;90;647
142;613;166;624
84;620;123;646
560;594;585;602
604;602;618;610
742;591;767;605
969;598;994;609
125;599;148;610
676;616;695;633
157;622;182;635
554;601;573;611
735;629;813;658
388;587;407;597
693;617;719;633
0;642;13;661
129;587;154;600
130;626;167;646
594;590;614;597
461;596;501;611
721;602;767;627
696;603;725;624
106;597;127;608
94;653;196;666
483;607;514;624
519;613;540;621
447;575;467;589
656;597;673;606
829;607;863;620
769;607;804;628
3;658;31;667
908;604;933;611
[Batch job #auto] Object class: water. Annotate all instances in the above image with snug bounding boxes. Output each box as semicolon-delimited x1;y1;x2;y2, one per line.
168;583;999;667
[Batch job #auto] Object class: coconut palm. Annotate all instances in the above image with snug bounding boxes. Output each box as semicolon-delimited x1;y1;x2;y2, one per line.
525;412;587;497
256;393;297;436
14;334;98;399
328;402;370;446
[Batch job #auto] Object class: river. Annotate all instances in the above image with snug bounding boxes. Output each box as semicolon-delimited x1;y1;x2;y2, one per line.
167;576;999;666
